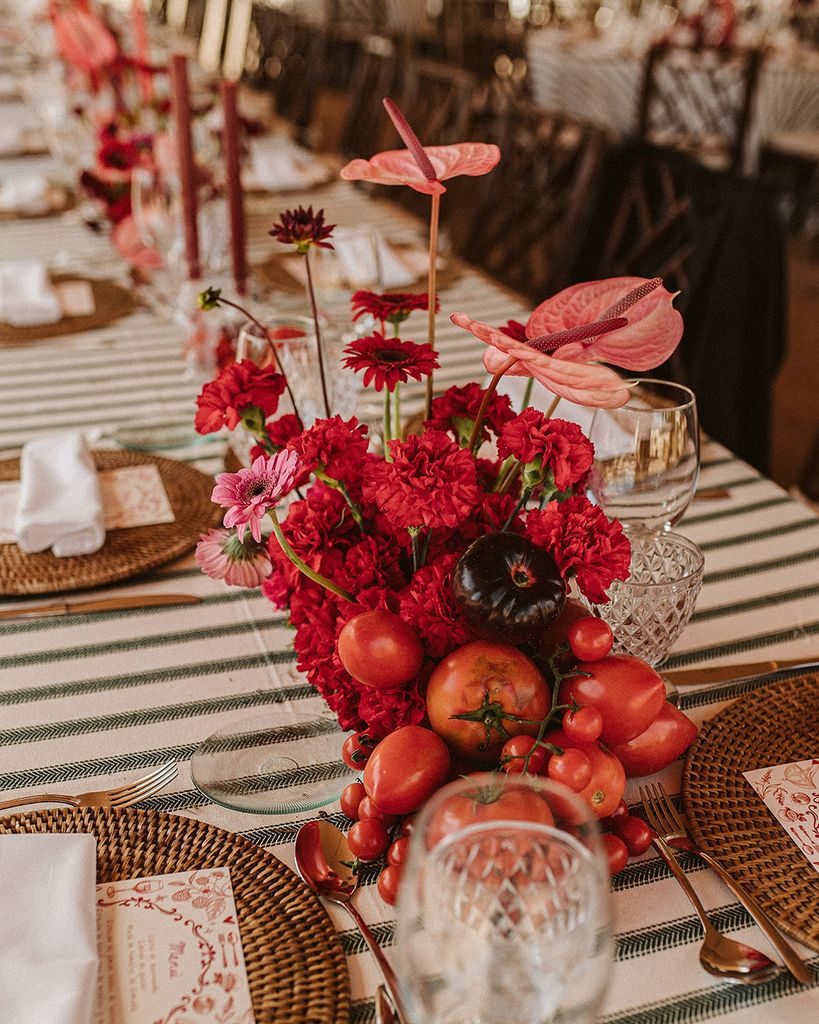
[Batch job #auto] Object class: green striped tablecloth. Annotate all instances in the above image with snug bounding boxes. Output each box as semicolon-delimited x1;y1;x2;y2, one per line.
1;157;818;1023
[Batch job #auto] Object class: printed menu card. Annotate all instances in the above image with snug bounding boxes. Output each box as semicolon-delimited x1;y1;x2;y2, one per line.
94;867;256;1023
743;758;819;873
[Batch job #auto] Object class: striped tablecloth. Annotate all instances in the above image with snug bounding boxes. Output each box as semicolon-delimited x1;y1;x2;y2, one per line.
1;147;818;1023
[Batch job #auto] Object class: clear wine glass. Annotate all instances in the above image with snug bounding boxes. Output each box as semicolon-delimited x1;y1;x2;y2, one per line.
130;165;186;311
587;379;700;538
395;774;613;1024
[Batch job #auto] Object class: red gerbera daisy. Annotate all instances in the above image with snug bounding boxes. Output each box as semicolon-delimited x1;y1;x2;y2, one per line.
269;205;335;253
350;290;437;326
342;332;438;393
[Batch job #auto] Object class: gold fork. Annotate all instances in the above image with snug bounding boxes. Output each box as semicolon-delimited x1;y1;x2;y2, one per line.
641;782;812;985
0;763;178;814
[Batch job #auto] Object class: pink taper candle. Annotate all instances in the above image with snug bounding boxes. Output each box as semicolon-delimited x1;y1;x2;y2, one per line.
169;53;200;281
219;79;248;296
131;0;153;102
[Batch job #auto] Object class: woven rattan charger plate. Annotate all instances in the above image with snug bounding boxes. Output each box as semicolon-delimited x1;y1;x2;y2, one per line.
0;450;219;595
0;807;350;1024
682;672;819;951
0;277;136;346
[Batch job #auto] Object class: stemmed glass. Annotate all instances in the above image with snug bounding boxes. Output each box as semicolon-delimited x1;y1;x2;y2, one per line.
130;165;186;312
395;774;612;1024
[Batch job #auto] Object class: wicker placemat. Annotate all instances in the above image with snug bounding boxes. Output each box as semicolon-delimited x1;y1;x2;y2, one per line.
682;673;819;951
0;807;350;1024
0;277;136;346
0;450;219;595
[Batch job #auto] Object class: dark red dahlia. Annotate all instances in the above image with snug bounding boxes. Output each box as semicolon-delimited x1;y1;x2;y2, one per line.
342;332;438;393
269;205;335;252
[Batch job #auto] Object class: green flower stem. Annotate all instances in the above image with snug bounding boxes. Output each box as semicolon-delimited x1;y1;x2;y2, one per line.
383;388;393;457
425;191;440;420
502;487;531;532
317;471;365;529
303;251;332;419
268;507;354;603
393;384;401;441
409;527;421;573
520;377;534;413
544;393;561;419
498;461;522;497
492;455;517;494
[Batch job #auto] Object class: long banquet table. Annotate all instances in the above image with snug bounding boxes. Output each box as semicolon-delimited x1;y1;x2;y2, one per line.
1;120;819;1023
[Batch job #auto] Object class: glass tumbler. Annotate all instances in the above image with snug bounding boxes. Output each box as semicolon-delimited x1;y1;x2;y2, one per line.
395;774;613;1024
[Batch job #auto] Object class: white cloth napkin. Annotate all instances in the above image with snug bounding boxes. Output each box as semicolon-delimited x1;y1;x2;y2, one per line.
333;227;418;291
0;833;98;1024
0;260;62;327
248;136;326;191
15;433;105;556
0;175;50;215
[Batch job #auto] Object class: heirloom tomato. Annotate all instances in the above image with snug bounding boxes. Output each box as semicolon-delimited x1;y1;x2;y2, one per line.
426;641;550;766
426;778;555;850
544;729;626;819
337;610;424;689
558;654;666;746
609;702;698;777
363;725;451;815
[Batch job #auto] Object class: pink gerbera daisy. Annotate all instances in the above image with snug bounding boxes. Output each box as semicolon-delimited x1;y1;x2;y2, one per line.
195;528;272;587
211;449;300;542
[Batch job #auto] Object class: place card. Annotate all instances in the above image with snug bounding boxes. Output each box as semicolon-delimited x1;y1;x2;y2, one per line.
56;279;96;317
743;758;819;873
0;464;175;544
94;867;256;1024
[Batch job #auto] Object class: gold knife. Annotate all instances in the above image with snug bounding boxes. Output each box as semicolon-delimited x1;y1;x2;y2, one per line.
0;593;203;620
664;658;818;687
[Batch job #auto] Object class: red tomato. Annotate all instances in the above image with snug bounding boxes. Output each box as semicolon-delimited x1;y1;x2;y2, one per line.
601;799;629;830
339;781;366;819
544;729;626;819
398;815;416;838
363;726;451;815
563;705;604;743
337;610;424;689
347;819;389;861
603;833;629;876
538;597;590;660
358;796;397;827
612;815;654;856
387;836;410;866
609;703;698;777
500;735;547;775
558;654;666;746
341;732;374;770
546;747;593;792
426;780;555;850
568;617;613;662
426;641;551;766
377;864;403;906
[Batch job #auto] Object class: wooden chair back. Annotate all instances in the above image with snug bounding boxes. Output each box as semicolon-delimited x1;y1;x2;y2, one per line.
338;34;403;159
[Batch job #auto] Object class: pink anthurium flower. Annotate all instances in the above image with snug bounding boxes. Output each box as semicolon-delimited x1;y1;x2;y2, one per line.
340;142;501;196
48;0;118;74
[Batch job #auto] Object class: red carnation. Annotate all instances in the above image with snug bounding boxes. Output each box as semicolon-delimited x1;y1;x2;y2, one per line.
350;290;437;326
498;412;594;491
343;332;438;393
288;415;369;482
524;495;631;604
399;554;473;658
195;360;286;434
363;430;480;530
426;383;515;446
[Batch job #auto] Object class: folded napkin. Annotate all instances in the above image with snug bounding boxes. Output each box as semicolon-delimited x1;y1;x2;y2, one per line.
0;259;62;326
0;122;22;156
0;833;98;1024
0;174;50;215
15;432;105;556
249;136;326;192
333;227;418;291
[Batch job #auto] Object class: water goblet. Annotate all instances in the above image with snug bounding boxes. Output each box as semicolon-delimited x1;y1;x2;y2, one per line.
395;773;613;1024
587;379;699;538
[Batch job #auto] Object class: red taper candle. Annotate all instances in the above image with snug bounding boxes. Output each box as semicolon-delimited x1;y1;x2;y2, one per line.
131;0;153;103
219;79;248;296
169;53;200;280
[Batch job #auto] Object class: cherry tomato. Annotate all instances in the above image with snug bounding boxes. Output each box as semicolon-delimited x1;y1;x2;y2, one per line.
377;864;403;906
339;781;366;819
358;795;396;828
609;703;698;778
563;705;604;743
547;747;593;791
538;597;590;661
568;617;613;662
612;815;654;856
341;733;374;770
387;836;410;867
363;726;451;815
603;833;629;876
426;779;555;850
601;799;630;830
337;610;424;689
558;654;666;746
347;819;389;861
500;735;547;775
426;641;551;766
398;815;416;839
544;729;626;819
